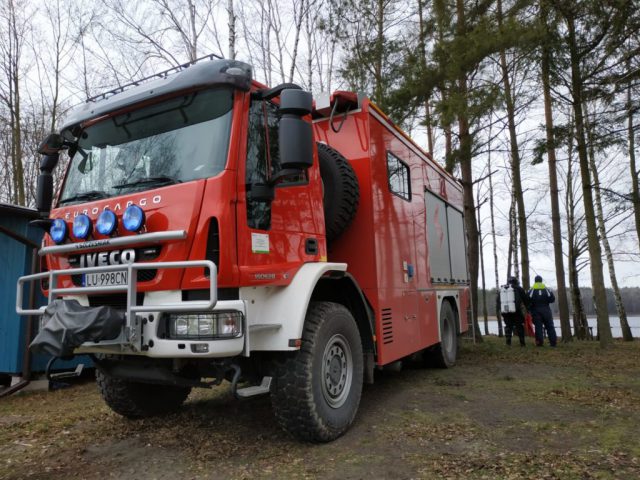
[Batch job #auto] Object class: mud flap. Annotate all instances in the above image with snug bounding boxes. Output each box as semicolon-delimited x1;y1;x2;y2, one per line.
30;299;125;358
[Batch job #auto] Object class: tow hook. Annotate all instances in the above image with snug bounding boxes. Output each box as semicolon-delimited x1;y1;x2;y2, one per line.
45;356;85;391
228;364;242;399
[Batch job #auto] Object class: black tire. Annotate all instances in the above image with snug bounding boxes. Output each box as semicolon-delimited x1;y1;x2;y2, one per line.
96;369;191;418
270;301;364;442
317;143;360;242
427;301;458;368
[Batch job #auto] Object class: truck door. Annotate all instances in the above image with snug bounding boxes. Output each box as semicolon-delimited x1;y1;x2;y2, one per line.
383;151;421;358
236;97;324;284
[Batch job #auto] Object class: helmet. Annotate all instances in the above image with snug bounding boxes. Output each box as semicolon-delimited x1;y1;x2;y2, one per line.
534;275;543;283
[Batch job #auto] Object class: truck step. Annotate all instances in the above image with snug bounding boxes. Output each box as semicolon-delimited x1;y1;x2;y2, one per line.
236;376;272;398
49;363;84;381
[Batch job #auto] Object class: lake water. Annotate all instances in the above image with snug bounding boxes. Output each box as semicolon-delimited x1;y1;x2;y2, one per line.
481;315;640;338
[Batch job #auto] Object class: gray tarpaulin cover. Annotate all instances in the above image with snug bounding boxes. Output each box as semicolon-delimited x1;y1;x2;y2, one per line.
30;299;125;358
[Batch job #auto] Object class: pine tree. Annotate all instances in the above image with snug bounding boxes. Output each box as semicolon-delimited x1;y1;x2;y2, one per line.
538;0;572;341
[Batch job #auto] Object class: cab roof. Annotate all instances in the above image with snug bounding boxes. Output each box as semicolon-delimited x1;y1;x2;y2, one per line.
60;57;252;136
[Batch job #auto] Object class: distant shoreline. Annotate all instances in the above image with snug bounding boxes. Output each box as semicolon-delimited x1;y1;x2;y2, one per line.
482;314;640;321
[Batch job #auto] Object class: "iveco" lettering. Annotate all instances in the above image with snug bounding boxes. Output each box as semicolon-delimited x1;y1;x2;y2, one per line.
79;249;136;267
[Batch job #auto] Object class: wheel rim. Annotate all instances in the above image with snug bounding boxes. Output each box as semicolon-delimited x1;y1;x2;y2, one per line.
321;333;353;409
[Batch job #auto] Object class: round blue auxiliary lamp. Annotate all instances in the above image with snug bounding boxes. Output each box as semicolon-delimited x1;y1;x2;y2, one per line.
122;205;145;232
96;209;117;236
49;219;67;244
72;214;92;239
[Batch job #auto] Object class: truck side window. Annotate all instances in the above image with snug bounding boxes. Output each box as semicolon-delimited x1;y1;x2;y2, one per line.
246;101;275;230
386;151;411;201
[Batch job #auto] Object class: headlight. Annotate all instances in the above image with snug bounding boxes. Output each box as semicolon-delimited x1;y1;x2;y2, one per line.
96;209;117;235
72;214;92;239
168;311;243;339
122;205;145;232
49;219;67;244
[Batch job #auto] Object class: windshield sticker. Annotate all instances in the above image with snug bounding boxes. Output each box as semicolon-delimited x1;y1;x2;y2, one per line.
251;233;269;254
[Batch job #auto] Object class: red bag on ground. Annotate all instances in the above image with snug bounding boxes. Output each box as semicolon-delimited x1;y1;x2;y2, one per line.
524;313;535;337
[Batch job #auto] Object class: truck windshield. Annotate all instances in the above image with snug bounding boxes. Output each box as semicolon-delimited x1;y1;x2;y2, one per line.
59;87;234;205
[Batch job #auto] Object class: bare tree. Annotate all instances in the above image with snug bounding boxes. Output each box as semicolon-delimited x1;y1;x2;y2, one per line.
0;0;31;205
584;106;633;341
563;120;590;339
627;64;640;254
496;0;530;290
100;0;217;70
487;120;504;336
288;0;306;83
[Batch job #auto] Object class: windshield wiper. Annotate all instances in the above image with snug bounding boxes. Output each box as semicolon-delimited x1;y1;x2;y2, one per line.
59;190;108;205
112;175;182;189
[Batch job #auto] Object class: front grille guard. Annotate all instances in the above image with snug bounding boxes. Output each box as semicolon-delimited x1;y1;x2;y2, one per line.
16;261;217;350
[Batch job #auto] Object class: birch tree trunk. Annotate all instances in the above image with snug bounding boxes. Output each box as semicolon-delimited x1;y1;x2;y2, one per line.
585;111;633;341
417;0;434;156
488;130;504;336
227;0;236;60
288;0;305;83
476;185;488;335
507;192;519;280
628;77;640;253
506;197;514;279
266;0;286;84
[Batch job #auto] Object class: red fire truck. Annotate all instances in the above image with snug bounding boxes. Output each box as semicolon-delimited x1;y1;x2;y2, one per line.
17;56;470;442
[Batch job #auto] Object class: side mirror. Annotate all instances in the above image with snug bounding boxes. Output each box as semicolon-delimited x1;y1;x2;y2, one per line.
36;133;65;216
38;133;65;156
36;171;54;214
279;89;313;170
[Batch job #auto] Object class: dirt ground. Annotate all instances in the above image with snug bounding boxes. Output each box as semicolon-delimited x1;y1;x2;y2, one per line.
1;336;639;480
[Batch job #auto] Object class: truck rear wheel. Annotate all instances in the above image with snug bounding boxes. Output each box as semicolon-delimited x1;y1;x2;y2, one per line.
96;369;191;418
270;301;364;442
317;143;359;242
427;301;458;368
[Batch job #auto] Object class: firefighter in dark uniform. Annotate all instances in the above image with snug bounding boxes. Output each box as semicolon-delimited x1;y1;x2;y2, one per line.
528;275;557;347
496;276;530;346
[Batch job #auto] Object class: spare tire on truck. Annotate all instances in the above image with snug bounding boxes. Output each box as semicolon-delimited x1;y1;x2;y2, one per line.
317;143;359;242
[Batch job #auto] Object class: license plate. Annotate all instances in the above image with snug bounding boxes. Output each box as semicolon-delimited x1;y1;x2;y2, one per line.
83;270;128;287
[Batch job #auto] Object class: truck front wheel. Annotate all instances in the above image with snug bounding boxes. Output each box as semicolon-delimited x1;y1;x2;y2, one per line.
270;301;364;442
96;370;191;418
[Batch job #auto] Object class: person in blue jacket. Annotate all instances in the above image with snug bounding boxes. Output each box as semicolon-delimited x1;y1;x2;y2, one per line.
528;275;557;347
